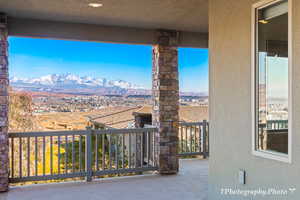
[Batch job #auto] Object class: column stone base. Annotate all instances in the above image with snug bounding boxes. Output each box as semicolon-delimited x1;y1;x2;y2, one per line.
0;13;9;192
152;30;179;175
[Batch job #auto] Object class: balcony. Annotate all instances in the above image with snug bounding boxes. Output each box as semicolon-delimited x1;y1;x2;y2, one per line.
5;159;208;200
4;122;208;199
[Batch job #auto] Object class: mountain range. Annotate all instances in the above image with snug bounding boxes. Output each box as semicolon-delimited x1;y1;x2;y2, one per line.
10;73;206;96
11;73;143;89
10;73;149;96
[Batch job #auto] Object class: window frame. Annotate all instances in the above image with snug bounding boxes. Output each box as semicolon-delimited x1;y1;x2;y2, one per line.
251;0;292;163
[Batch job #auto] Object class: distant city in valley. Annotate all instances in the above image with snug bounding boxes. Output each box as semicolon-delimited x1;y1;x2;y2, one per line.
9;73;208;132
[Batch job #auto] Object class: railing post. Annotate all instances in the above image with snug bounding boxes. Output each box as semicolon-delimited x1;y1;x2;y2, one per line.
203;120;208;159
207;121;209;157
85;129;92;182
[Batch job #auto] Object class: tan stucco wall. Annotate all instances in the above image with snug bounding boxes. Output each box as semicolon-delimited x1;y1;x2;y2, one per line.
209;0;300;199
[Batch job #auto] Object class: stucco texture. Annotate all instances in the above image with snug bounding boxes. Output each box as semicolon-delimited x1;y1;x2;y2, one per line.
209;0;300;199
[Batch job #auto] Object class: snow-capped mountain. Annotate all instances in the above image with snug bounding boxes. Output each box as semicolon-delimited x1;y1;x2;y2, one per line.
10;73;205;97
11;73;144;90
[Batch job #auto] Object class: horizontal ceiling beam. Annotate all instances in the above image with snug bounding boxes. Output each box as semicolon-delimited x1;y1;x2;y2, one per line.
7;17;208;48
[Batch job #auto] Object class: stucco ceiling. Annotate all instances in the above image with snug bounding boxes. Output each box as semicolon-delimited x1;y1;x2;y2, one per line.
0;0;208;33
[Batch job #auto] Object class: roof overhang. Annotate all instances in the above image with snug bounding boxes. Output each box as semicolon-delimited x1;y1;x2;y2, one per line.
0;0;208;48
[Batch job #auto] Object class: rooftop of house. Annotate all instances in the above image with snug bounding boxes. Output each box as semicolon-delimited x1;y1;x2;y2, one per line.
88;105;208;129
88;106;143;129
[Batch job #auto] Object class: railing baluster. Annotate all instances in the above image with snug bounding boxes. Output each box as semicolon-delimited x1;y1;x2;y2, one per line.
194;126;197;152
85;131;92;182
190;126;192;153
116;135;119;170
27;137;30;176
181;125;183;154
147;132;150;167
79;135;82;172
58;136;61;174
129;133;132;168
185;126;188;153
50;136;53;175
190;126;193;152
102;134;105;170
65;135;68;174
193;126;195;152
135;134;138;168
207;121;209;156
203;120;207;158
72;135;75;173
43;136;46;176
109;134;112;170
11;138;14;178
122;134;125;169
152;131;156;167
199;125;202;153
19;137;22;178
35;136;38;176
140;133;143;168
95;134;98;171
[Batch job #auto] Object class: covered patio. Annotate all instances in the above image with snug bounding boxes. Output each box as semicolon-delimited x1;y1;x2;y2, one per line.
0;0;209;193
1;0;298;199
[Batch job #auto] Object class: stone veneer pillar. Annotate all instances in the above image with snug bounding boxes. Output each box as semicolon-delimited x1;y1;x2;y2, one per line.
0;13;9;192
152;30;179;174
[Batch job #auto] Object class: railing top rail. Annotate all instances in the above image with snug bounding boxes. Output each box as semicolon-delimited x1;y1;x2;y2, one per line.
267;120;288;123
9;130;90;138
9;127;159;138
179;121;204;126
93;127;158;135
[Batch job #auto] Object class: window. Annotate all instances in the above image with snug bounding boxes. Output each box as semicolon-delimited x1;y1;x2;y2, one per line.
253;0;291;161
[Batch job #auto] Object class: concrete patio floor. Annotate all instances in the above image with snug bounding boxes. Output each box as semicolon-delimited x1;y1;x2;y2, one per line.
0;159;208;200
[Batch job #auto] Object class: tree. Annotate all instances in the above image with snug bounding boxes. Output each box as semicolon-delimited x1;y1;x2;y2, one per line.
9;89;36;132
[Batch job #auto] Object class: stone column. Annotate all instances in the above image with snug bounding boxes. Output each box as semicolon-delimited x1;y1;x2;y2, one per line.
0;13;9;192
152;30;179;174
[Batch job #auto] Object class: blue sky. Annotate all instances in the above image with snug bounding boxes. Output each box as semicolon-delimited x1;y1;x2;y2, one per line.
266;57;288;99
8;37;209;93
259;52;288;99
